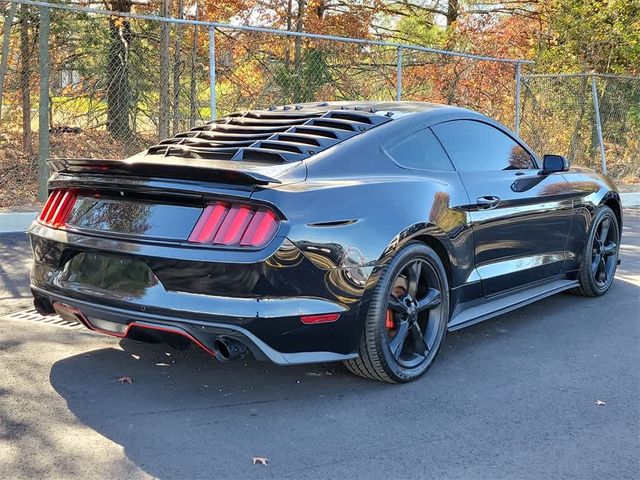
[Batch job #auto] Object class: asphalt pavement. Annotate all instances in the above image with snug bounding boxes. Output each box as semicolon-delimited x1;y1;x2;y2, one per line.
0;211;638;479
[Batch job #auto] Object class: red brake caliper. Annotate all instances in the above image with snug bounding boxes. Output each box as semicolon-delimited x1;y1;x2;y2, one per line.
385;310;395;329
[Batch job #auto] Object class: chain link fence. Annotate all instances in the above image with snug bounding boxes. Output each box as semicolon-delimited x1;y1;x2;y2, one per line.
519;73;640;184
213;31;399;115
45;6;212;159
403;50;519;127
2;1;638;208
1;1;527;170
9;1;639;205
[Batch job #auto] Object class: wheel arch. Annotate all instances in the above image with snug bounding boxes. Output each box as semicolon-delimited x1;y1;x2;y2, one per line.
357;225;454;325
411;234;453;288
602;197;622;231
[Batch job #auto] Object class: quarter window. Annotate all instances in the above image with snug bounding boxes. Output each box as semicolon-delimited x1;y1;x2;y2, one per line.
386;128;454;171
431;120;536;171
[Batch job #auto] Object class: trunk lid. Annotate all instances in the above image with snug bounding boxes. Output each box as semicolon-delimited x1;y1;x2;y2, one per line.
45;156;300;243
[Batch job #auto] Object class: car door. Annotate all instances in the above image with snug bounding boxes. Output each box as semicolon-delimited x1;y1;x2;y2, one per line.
431;119;573;297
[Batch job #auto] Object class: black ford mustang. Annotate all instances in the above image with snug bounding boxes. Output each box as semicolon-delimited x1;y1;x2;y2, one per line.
29;101;622;383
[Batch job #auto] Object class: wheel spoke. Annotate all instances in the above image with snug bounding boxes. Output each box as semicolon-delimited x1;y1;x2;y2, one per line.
424;313;439;350
388;294;407;313
409;322;428;356
389;320;409;359
591;253;601;276
417;288;441;311
406;261;422;298
597;258;607;283
598;218;610;242
602;241;617;257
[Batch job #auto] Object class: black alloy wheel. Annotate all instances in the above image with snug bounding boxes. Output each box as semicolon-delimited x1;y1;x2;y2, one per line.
574;205;620;297
386;259;443;368
344;243;449;383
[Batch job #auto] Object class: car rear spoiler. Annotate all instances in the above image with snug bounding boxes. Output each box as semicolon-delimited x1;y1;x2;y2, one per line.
48;157;284;185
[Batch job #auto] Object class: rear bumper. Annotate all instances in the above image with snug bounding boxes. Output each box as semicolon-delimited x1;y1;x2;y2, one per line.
32;287;357;365
29;223;370;364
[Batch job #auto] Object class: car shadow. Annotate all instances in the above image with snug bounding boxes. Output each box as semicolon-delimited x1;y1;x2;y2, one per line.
48;337;385;479
48;279;639;479
48;211;639;479
0;232;33;313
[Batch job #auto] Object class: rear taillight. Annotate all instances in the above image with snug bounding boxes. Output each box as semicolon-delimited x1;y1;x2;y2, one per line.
38;189;77;228
188;201;279;248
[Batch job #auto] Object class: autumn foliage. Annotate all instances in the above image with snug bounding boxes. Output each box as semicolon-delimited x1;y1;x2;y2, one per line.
0;0;638;208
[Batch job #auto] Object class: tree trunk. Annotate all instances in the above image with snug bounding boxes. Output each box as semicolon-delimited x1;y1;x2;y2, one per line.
172;0;184;135
106;0;133;140
189;1;199;128
293;0;306;102
446;0;459;26
285;0;293;65
20;4;33;159
0;2;17;126
159;0;170;139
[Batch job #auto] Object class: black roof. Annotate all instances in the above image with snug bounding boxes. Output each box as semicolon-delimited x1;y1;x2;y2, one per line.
145;101;455;164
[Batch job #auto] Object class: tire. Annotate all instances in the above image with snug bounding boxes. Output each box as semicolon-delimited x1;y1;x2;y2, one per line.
573;205;620;297
344;242;450;383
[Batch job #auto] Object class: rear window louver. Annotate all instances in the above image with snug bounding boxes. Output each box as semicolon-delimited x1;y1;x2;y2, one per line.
146;105;392;163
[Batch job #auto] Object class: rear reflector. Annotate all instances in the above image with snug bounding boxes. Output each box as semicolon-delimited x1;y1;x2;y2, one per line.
38;189;77;229
300;313;341;325
188;201;279;248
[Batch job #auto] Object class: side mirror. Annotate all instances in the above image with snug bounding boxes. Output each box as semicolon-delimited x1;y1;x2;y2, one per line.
542;154;570;174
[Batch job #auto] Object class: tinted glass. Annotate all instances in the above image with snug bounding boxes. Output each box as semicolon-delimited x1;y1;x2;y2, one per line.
387;128;454;171
432;120;535;171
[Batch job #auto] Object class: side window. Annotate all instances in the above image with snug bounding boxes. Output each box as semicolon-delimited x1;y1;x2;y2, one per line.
386;128;454;171
431;120;536;172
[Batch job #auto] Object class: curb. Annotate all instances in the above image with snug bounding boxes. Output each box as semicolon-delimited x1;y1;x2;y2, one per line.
0;212;37;233
621;192;640;208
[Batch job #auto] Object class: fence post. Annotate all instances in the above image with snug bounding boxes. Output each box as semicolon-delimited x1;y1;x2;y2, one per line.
590;76;607;174
37;5;50;201
396;47;403;101
208;26;216;121
0;2;17;125
514;62;521;135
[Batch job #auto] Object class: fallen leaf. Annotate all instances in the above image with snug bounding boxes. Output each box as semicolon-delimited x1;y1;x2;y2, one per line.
252;457;269;465
304;368;336;377
115;376;133;384
595;400;606;406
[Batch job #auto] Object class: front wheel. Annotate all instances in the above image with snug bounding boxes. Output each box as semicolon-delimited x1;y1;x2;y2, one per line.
573;205;620;297
344;243;449;383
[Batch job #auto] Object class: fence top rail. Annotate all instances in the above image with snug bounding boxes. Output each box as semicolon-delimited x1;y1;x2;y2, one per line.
523;72;639;81
4;0;534;65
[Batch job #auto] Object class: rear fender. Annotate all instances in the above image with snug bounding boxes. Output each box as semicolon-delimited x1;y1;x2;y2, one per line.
561;169;622;270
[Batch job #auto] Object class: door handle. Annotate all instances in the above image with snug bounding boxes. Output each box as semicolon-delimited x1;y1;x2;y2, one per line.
476;196;501;209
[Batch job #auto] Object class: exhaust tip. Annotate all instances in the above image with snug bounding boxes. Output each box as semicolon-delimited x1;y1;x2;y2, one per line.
214;337;248;362
34;296;55;315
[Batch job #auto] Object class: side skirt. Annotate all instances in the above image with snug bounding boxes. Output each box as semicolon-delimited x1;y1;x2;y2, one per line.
447;279;579;332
